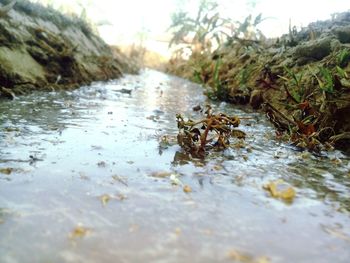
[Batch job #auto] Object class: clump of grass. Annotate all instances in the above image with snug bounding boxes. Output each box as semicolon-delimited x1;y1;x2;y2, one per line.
279;67;305;103
336;48;350;68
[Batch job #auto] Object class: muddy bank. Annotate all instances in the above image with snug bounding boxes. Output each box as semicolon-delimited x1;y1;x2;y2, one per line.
0;0;138;99
167;12;350;152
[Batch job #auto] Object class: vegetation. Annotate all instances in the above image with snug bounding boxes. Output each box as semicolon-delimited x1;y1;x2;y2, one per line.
176;105;245;157
168;6;350;152
168;0;266;54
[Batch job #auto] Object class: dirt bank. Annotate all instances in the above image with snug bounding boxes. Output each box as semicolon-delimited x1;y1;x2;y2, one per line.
167;12;350;152
0;0;138;99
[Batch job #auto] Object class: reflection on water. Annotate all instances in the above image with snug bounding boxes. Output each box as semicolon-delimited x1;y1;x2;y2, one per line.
0;70;349;263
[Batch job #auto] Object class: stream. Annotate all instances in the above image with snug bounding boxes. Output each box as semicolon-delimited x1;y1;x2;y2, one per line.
0;69;350;263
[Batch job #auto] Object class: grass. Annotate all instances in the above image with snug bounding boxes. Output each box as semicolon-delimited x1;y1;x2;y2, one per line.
336;48;350;68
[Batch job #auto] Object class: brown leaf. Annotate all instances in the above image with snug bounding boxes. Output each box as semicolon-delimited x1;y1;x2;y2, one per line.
183;185;192;193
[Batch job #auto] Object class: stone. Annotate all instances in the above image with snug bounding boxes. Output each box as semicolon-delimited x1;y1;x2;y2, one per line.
294;37;332;60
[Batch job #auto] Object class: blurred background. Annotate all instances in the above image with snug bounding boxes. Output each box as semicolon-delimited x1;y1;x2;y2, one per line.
30;0;350;60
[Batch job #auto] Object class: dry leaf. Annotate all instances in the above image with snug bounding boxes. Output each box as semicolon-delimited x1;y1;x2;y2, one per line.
227;249;253;262
100;194;111;206
69;225;90;239
151;171;172;178
183;185;192;193
264;180;296;202
227;249;270;263
0;168;13;175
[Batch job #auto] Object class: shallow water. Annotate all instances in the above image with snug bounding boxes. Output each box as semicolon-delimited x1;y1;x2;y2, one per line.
0;70;349;263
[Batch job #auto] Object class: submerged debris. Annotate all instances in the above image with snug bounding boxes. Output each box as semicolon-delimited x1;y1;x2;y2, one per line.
176;105;246;157
0;168;13;175
69;225;90;239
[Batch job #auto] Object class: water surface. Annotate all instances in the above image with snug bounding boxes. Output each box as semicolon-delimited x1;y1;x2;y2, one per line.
1;70;350;263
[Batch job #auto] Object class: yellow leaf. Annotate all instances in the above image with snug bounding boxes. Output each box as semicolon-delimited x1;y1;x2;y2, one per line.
264;180;296;202
69;225;90;239
100;194;111;206
279;187;296;201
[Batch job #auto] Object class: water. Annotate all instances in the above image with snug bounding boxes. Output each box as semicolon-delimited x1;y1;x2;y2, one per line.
0;70;349;263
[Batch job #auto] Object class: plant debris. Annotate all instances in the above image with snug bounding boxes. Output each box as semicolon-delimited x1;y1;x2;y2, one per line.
69;225;90;239
0;168;13;175
227;249;271;263
100;194;111;206
176;105;246;157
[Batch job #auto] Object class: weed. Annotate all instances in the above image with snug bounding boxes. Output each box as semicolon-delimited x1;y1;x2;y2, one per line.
176;105;245;157
336;49;350;68
279;67;305;103
310;67;334;93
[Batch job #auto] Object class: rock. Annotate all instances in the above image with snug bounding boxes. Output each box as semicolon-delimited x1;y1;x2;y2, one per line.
294;37;332;60
334;25;350;43
0;1;138;99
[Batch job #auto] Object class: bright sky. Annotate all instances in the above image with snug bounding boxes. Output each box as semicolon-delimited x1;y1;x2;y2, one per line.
33;0;350;45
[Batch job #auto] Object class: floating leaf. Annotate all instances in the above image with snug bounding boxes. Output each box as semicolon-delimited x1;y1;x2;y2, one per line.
227;249;253;262
100;194;111;206
151;171;172;178
227;249;270;263
264;180;296;202
0;168;12;175
69;225;90;239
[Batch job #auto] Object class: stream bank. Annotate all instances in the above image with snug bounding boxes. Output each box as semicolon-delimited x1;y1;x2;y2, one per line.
0;0;138;100
167;12;350;153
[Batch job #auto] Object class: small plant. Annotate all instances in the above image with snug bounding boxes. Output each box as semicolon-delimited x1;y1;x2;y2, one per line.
336;65;348;79
176;105;246;157
336;49;350;68
310;67;334;93
206;58;230;100
279;67;305;103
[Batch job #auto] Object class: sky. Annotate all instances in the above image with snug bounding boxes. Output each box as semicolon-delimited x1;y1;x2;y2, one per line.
32;0;350;47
